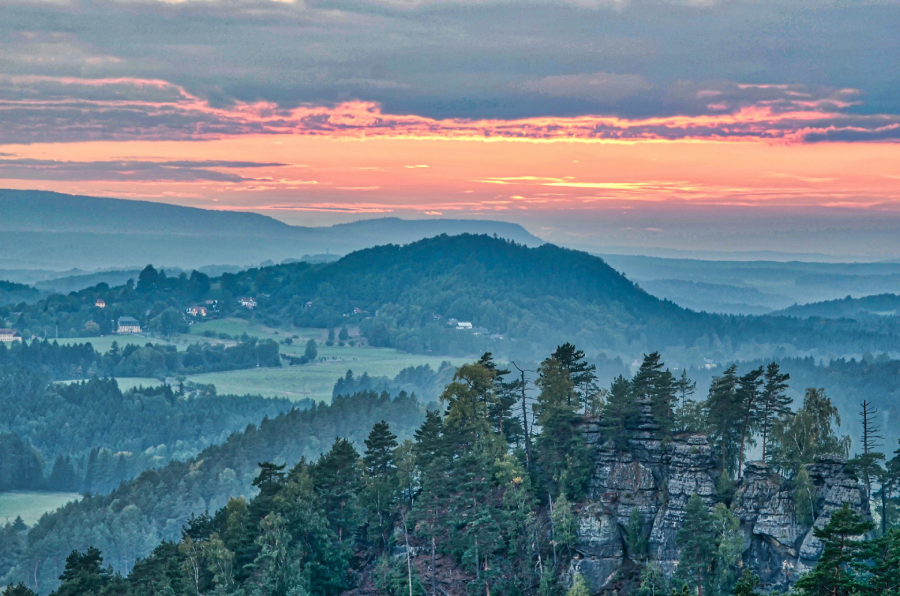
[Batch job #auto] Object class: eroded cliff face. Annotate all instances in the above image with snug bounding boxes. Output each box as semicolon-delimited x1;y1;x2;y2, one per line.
571;415;868;593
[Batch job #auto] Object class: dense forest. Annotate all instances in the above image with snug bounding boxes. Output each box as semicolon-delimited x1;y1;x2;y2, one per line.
5;235;899;366
0;373;295;493
1;390;426;592
0;280;41;306
0;337;280;381
686;355;900;448
4;344;898;596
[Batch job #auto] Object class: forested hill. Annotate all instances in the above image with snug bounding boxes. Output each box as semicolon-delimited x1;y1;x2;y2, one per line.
218;234;896;363
777;293;900;319
0;190;541;269
6;234;897;364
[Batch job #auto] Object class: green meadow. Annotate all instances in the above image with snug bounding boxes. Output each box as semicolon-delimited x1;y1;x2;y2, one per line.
182;318;469;401
0;491;81;526
49;318;471;401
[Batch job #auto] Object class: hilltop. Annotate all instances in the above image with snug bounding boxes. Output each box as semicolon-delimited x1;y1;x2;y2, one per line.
9;233;897;366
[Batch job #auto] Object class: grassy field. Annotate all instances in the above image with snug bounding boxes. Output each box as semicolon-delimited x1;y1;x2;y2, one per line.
0;491;81;526
51;318;473;402
186;348;467;401
183;318;471;400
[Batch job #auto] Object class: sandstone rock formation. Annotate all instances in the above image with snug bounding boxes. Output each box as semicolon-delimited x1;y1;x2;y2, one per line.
572;415;868;593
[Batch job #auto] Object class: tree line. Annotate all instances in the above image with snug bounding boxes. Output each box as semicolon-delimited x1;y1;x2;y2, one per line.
0;336;280;381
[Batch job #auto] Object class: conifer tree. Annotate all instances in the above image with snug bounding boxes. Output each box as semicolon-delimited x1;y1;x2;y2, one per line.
601;375;639;451
704;365;742;477
674;369;697;433
632;353;677;435
552;343;598;407
533;357;592;500
363;420;399;550
868;527;900;594
313;438;363;542
567;573;590;596
758;362;790;463
413;410;445;468
53;547;108;596
794;503;874;596
732;570;761;596
4;584;38;596
676;494;715;596
736;365;764;478
479;352;521;442
440;363;495;444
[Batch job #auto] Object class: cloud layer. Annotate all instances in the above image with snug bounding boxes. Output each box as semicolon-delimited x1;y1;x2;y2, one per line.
0;74;897;144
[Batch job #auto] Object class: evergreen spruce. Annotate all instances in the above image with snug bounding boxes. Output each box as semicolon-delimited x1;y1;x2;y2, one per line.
794;503;874;596
759;362;790;463
601;375;639;451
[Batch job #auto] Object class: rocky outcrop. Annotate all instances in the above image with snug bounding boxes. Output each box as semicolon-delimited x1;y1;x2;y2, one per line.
573;421;869;594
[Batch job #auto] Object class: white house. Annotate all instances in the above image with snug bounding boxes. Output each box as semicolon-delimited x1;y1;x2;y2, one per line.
0;328;22;342
116;317;142;334
456;321;473;330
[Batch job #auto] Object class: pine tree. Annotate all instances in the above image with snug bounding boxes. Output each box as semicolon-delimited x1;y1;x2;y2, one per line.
759;362;790;463
732;570;761;596
676;494;715;596
4;584;38;596
636;563;669;596
440;363;495;444
704;365;742;477
313;438;363;542
794;503;874;596
632;353;677;435
601;375;639;451
54;546;108;596
533;357;592;500
674;370;697;433
552;343;597;408
736;365;764;478
413;410;445;468
364;420;399;550
479;352;520;441
868;527;900;595
567;573;590;596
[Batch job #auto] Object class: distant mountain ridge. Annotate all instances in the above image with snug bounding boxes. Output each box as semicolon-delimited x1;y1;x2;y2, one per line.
0;189;542;270
777;293;900;319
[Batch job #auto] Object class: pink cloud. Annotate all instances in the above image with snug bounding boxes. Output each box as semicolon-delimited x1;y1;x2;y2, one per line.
1;75;898;145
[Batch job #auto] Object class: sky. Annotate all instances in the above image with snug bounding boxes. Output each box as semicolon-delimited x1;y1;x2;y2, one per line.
2;0;900;257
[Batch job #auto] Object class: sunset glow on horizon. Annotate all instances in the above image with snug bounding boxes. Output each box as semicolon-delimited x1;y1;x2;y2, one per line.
2;0;899;254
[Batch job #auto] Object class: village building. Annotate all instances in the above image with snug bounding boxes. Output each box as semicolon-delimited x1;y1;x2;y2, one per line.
239;297;257;309
456;321;473;330
94;298;106;308
116;316;142;334
0;328;22;342
186;306;208;317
